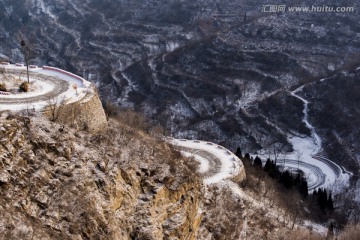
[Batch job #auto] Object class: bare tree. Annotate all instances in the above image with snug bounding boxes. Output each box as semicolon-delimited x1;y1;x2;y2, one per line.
240;80;249;99
102;100;119;120
116;109;149;132
20;39;31;84
295;150;303;170
20;102;36;117
270;142;286;166
246;124;255;137
46;97;66;122
17;27;36;84
264;142;285;166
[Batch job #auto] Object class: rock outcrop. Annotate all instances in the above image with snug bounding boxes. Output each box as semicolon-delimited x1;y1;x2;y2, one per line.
0;114;203;239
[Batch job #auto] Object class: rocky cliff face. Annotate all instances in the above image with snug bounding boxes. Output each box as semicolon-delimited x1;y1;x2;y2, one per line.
0;113;202;239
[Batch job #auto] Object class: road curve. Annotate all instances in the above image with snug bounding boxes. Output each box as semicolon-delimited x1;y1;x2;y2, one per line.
0;71;69;104
168;138;245;185
0;64;92;111
276;159;325;190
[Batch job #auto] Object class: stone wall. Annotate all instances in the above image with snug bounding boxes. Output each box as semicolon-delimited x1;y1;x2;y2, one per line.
232;164;247;183
43;90;107;132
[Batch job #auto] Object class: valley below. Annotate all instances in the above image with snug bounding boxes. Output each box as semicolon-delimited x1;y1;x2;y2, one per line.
1;0;360;235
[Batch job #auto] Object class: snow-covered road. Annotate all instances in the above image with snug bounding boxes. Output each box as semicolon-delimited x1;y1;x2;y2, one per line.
168;138;245;185
279;89;351;191
251;88;351;192
0;64;92;111
168;138;328;234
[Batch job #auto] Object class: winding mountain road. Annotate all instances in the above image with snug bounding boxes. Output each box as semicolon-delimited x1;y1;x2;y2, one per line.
0;71;69;104
168;138;245;185
0;64;92;111
275;88;351;191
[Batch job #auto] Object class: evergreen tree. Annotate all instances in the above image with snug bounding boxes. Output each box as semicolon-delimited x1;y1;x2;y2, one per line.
235;147;242;158
244;153;250;160
269;160;279;179
264;158;272;172
327;191;334;210
299;178;308;198
294;172;301;186
317;188;327;211
253;156;262;168
323;188;328;205
313;189;317;196
280;170;294;189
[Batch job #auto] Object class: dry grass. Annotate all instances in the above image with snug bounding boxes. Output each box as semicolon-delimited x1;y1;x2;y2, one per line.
0;82;7;91
279;229;325;240
19;81;29;92
337;223;360;240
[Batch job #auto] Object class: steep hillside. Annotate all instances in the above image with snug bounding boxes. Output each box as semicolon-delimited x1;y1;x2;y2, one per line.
0;113;202;239
1;111;358;239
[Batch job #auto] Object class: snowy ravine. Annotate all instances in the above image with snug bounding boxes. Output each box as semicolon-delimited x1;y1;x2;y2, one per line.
284;88;351;192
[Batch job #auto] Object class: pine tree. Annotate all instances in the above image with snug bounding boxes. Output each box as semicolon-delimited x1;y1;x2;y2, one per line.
327;191;334;210
270;160;280;179
244;153;250;160
280;171;294;189
253;156;262;168
264;158;272;172
300;178;308;198
313;189;317;196
317;188;327;211
294;172;301;186
235;147;242;158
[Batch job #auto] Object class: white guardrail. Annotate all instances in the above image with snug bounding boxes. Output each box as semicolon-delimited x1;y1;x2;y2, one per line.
1;62;91;88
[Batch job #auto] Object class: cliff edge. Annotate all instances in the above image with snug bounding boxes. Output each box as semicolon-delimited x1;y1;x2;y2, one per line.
0;114;202;239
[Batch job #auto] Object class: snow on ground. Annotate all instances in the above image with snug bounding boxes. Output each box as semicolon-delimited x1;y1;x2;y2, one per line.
252;89;350;191
0;64;92;112
116;71;137;107
169;138;243;185
168;131;330;234
286;136;349;190
40;69;86;88
302;220;328;234
0;76;54;99
289;91;350;190
181;151;210;173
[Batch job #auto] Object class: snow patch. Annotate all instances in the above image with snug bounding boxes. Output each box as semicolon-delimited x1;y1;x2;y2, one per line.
166;41;180;52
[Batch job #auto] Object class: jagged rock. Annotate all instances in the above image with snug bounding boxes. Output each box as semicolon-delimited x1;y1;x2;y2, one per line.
0;116;202;239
